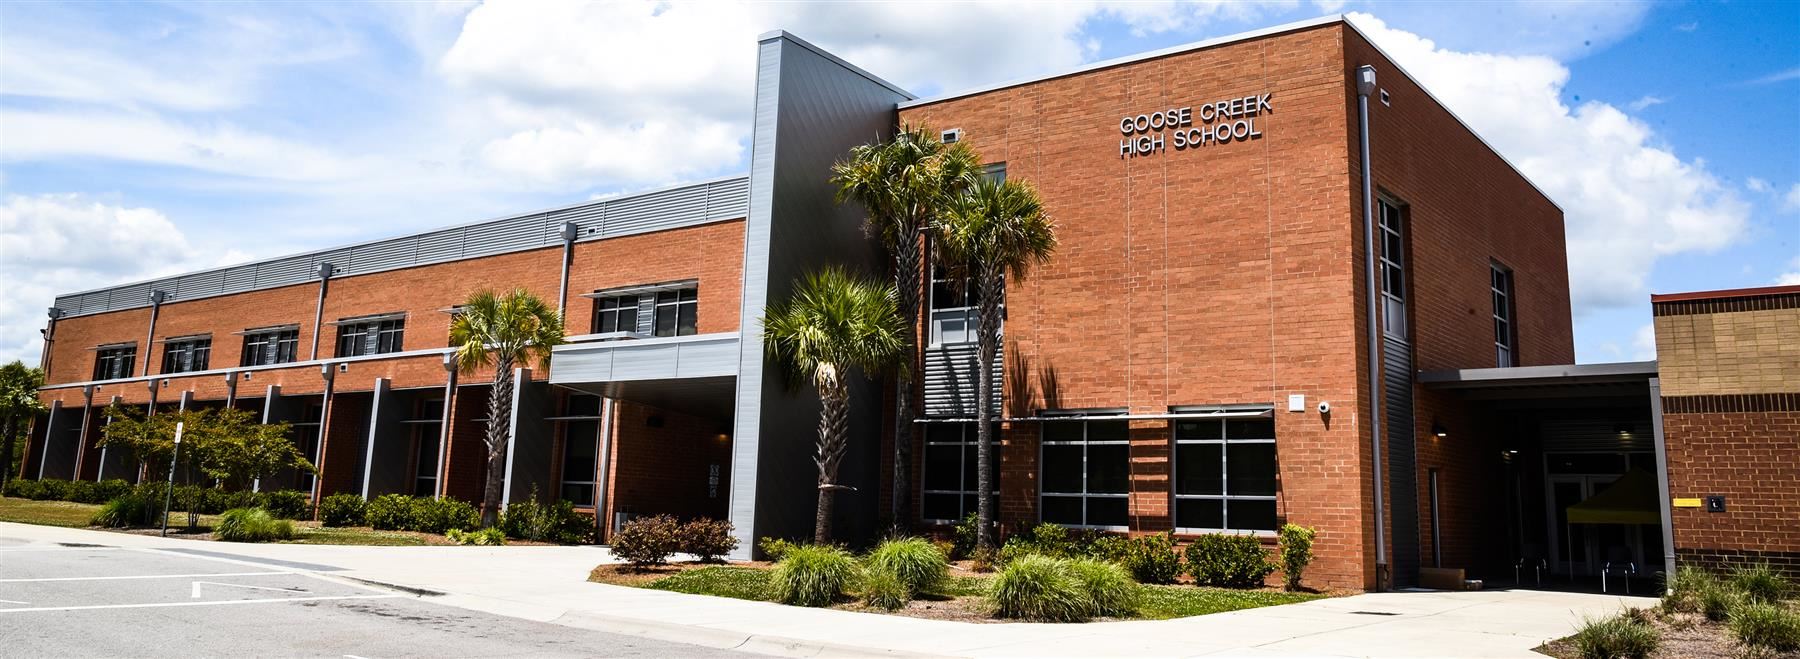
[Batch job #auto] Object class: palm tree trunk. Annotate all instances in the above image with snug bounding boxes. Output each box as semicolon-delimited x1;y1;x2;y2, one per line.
974;268;1003;550
890;241;922;532
814;365;849;544
481;356;515;527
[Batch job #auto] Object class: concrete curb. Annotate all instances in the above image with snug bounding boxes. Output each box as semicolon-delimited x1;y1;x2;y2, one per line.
338;576;448;598
552;610;948;658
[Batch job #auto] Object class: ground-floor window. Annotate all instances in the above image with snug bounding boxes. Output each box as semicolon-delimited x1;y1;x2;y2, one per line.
558;394;603;507
290;402;323;493
1174;417;1278;532
921;422;997;523
407;399;444;497
1039;418;1130;529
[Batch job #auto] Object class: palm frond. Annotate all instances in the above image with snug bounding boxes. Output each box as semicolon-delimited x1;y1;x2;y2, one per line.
761;267;906;390
448;287;566;376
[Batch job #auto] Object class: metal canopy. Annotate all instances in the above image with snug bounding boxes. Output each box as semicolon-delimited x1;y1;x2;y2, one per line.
1418;361;1658;389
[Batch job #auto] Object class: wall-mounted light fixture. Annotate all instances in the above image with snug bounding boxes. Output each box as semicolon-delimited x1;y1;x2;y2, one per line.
1432;420;1448;438
1614;423;1635;437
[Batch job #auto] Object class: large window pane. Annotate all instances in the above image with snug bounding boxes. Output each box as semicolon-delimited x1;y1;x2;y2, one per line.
1085;444;1129;494
1086;497;1128;527
1226;418;1274;440
1226;443;1278;496
923;493;962;522
1043;421;1084;442
1041;445;1083;493
1175;419;1221;440
1227;499;1278;532
1175;443;1222;495
1176;499;1224;530
919;422;995;522
1041;495;1082;525
1087;420;1129;441
923;444;962;491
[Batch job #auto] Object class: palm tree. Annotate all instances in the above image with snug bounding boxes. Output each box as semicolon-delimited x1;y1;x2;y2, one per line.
449;288;566;526
0;361;47;491
762;267;906;544
831;124;981;531
935;176;1057;550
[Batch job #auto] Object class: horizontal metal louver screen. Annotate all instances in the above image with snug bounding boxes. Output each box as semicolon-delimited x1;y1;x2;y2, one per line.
923;342;1003;418
49;176;748;317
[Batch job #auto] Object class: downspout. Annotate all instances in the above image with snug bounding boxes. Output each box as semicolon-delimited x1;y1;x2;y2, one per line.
142;290;168;375
73;386;94;480
1649;378;1677;585
1356;64;1389;591
40;307;63;375
309;263;335;361
224;372;239;409
435;353;457;500
557;222;578;320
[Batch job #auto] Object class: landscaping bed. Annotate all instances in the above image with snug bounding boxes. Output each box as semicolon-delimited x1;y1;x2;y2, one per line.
2;495;449;546
1536;566;1800;659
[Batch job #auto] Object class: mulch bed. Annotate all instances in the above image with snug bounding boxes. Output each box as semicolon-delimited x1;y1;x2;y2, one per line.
1535;610;1798;659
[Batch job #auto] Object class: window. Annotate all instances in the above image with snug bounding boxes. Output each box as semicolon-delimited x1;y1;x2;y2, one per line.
558;394;604;506
407;399;444;497
92;344;136;380
1378;198;1407;338
592;295;638;334
1491;264;1516;367
652;289;697;337
929;266;1002;345
335;316;405;357
921;422;997;523
290;401;323;493
160;336;211;374
241;327;299;367
1039;418;1130;528
1174;417;1279;533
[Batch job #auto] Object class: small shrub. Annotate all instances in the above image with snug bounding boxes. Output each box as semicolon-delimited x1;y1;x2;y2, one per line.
447;527;508;546
4;478;44;499
861;568;910;611
260;490;310;520
1732;564;1791;604
991;554;1088;622
64;479;99;504
680;518;738;562
413;497;480;534
758;536;800;561
931;539;957;562
214;507;295;542
92;479;133;504
1025;522;1073;557
951;513;980;559
1279;524;1317;591
1186;533;1276;588
611;514;682;567
1701;582;1742;622
969;546;1000;573
365;494;415;531
319;493;366;527
499;496;595;544
1729;601;1800;652
1066;557;1138;617
30;478;70;501
1093;532;1181;585
91;493;161;528
1570;612;1659;659
771;544;857;607
866;537;948;596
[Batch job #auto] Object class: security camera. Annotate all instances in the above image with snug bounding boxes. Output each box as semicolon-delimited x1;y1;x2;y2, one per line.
1317;400;1331;415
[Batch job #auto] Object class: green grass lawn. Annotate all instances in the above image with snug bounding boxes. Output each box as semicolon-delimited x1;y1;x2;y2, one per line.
0;495;428;546
630;565;1322;621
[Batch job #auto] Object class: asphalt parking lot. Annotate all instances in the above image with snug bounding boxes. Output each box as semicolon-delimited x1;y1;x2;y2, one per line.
0;541;743;658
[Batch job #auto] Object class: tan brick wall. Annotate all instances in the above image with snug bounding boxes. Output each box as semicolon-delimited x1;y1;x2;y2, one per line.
1654;308;1800;397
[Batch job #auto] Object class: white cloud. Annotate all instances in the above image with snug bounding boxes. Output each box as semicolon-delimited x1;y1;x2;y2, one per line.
1627;95;1665;111
1748;67;1800;85
1348;13;1749;311
0;195;246;364
1785;183;1800;213
1675;22;1698;33
1747;177;1771;193
0;110;364;183
1631;323;1656;361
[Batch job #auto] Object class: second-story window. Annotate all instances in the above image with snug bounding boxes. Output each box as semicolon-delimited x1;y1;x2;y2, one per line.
653;289;697;337
160;336;211;374
1378;198;1407;339
335;315;405;357
592;295;638;334
929;266;1001;346
241;326;300;367
1492;263;1516;367
93;344;136;380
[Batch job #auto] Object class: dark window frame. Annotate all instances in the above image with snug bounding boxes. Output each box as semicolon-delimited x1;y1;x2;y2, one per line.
557;393;605;507
92;344;136;381
1377;197;1408;339
241;327;300;367
1491;262;1517;367
1038;418;1131;530
334;316;405;358
1173;416;1280;534
919;421;998;524
160;337;211;374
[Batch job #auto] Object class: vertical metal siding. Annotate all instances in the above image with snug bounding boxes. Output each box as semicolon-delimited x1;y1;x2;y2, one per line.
923;343;1003;417
1383;336;1419;588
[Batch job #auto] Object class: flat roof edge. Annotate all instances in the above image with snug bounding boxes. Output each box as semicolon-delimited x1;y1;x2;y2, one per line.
1652;284;1800;304
898;14;1345;109
761;29;916;100
1418;360;1659;386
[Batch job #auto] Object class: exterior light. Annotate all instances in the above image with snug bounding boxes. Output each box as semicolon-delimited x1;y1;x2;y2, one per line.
1614;423;1635;436
1431;420;1448;438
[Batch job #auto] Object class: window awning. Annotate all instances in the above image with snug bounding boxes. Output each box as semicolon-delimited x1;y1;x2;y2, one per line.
155;333;212;344
581;279;698;299
917;405;1274;423
327;312;406;325
87;342;136;351
231;324;300;336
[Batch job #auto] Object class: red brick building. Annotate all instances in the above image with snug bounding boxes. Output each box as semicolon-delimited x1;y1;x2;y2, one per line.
18;16;1791;593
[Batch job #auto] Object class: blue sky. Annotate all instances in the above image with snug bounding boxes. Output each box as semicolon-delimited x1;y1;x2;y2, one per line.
1;0;1796;366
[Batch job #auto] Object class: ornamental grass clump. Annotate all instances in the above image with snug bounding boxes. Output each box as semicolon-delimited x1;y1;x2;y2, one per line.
861;568;911;611
1731;563;1791;604
1066;557;1138;617
1660;566;1718;614
90;492;162;528
1570;611;1659;659
991;554;1089;622
214;507;295;543
1701;583;1743;622
1729;601;1800;653
865;537;948;596
771;544;857;607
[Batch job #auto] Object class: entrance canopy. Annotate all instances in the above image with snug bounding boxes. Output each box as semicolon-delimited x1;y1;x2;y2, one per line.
1567;469;1661;525
550;332;739;418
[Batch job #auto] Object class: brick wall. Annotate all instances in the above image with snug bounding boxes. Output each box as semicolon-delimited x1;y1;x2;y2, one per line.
600;401;734;538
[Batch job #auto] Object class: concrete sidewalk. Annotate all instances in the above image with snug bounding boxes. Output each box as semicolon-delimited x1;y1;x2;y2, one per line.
0;522;1653;657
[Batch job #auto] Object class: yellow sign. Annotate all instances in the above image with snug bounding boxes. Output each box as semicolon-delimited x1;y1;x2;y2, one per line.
1673;498;1704;508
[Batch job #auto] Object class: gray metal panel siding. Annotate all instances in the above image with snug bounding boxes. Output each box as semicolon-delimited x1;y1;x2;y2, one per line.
548;335;741;385
729;34;907;557
923;343;1003;417
51;177;751;318
676;339;740;378
1383;336;1419;588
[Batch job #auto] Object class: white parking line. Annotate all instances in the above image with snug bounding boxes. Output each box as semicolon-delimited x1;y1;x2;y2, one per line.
191;581;308;598
0;594;403;614
0;571;288;583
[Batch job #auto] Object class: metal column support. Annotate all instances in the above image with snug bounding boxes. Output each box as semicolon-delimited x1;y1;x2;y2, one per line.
594;397;616;540
1649;378;1677;583
252;385;281;493
500;367;529;509
435;354;458;500
360;378;391;499
35;400;63;480
71;386;94;481
310;364;336;504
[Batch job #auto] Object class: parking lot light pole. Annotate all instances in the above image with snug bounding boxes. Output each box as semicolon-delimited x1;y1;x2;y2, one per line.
160;422;184;537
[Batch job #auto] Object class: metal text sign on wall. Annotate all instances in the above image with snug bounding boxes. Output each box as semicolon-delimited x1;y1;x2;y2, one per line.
1119;93;1272;158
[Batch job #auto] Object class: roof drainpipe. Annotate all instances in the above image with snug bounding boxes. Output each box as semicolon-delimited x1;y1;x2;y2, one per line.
557;222;578;320
310;263;335;361
40;306;64;374
1356;64;1389;592
142;290;168;374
